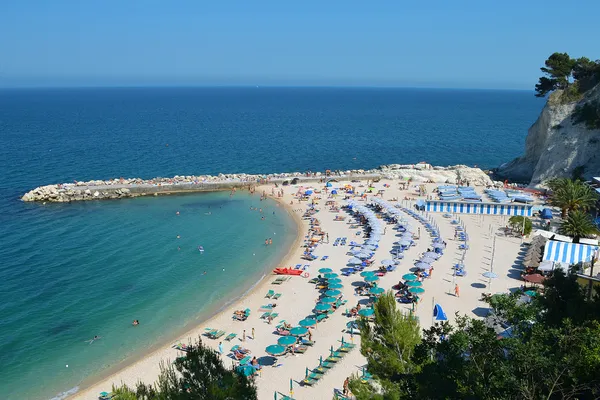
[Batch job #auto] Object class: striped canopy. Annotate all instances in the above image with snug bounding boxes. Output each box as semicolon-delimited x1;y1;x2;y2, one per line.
543;240;598;265
425;200;533;216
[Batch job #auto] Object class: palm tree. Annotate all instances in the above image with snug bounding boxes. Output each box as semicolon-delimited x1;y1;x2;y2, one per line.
547;178;597;218
559;210;599;243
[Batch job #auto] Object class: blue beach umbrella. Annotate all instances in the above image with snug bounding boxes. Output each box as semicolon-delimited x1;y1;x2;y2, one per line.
266;344;287;356
325;289;342;297
415;262;430;270
315;303;332;312
381;259;395;266
290;326;309;336
319;268;333;274
331;189;338;194
483;271;498;279
407;281;422;287
305;190;313;195
369;286;385;295
278;336;297;346
409;287;425;294
326;182;332;187
402;273;417;281
328;283;343;290
360;270;376;277
324;273;339;279
364;275;379;283
358;308;374;317
299;318;316;327
327;278;342;284
348;257;363;265
321;296;337;303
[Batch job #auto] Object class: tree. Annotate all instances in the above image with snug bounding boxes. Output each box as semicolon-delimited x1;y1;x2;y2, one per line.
559;210;599;243
350;291;421;398
508;215;533;236
572;57;600;92
546;178;597;218
535;52;576;97
113;337;257;400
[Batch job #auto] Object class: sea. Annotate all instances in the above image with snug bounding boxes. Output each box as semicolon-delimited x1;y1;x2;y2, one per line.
0;87;543;399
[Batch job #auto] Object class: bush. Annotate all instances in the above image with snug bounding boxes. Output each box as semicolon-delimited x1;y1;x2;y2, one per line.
573;100;600;130
508;215;533;236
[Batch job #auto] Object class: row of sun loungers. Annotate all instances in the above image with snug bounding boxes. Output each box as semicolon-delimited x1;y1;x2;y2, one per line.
272;276;291;285
302;342;357;386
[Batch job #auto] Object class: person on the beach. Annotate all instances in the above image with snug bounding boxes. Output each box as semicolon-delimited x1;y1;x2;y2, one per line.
218;342;223;354
252;327;255;339
242;330;246;341
267;314;273;324
454;284;460;297
343;377;350;395
308;330;312;342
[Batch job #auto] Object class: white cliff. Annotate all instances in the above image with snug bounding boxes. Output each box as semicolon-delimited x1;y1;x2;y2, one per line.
497;84;600;186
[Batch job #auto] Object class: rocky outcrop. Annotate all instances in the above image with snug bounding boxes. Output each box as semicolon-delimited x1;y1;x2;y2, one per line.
497;84;600;186
21;164;494;203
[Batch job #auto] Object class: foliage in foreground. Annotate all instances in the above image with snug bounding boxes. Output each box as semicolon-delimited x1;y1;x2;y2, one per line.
112;337;257;400
351;271;600;400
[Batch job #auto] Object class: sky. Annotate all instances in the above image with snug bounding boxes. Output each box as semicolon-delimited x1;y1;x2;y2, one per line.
1;0;599;89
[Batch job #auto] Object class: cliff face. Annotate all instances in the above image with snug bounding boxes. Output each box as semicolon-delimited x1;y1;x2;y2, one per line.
497;84;600;186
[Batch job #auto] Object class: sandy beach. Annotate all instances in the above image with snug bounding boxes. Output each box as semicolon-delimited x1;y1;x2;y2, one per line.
71;179;527;400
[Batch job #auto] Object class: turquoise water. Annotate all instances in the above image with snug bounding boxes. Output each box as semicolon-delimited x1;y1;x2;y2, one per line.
0;87;543;399
0;192;296;399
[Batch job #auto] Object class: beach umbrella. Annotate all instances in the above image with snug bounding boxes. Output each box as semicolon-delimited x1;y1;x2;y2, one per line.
369;286;385;295
409;287;425;294
326;182;332;187
348;257;363;265
299;318;316;327
324;273;339;279
315;303;332;312
319;268;333;274
304;190;313;195
356;252;372;259
420;256;437;264
290;326;309;337
360;270;376;277
358;308;375;317
278;336;297;346
363;245;377;250
415;262;430;270
424;252;439;259
381;259;395;266
266;344;287;356
403;273;417;281
400;240;412;247
331;189;338;194
321;296;337;303
406;281;422;287
364;275;379;283
524;290;538;297
327;278;342;284
325;289;342;297
432;243;444;249
328;283;344;290
482;272;498;279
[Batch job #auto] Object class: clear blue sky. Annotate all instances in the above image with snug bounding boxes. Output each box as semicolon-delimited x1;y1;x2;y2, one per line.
1;0;599;89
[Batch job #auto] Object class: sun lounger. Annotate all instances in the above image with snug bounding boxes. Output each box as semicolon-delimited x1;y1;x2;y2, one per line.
261;311;272;319
325;355;342;363
321;255;328;261
99;392;114;400
224;333;237;341
172;343;192;352
291;344;308;354
301;339;315;346
272;293;282;300
294;264;302;269
302;372;323;386
238;355;252;365
265;290;275;298
269;312;279;319
204;329;218;337
339;343;356;352
303;264;310;270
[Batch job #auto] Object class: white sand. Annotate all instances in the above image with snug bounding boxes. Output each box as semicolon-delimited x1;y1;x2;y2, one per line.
70;180;526;400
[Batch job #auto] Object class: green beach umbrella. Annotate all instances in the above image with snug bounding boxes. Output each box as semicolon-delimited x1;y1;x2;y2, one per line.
278;336;297;346
364;275;379;283
299;318;316;327
324;273;339;279
402;273;417;281
369;286;385;295
409;287;425;294
266;344;287;356
290;326;309;336
315;303;332;312
360;270;376;277
319;268;333;274
325;289;342;297
328;283;344;290
327;277;342;284
406;280;423;287
358;308;375;317
321;296;337;303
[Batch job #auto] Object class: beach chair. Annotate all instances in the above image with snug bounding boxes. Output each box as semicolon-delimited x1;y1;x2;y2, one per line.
259;304;274;311
265;290;275;298
294;264;302;270
272;293;282;300
292;345;308;354
316;314;328;322
261;311;272;319
321;255;328;261
210;330;225;339
302;372;323;386
308;277;319;284
224;333;237;341
99;392;114;400
238;355;252;365
339;343;356;352
204;329;218;338
301;338;315;346
269;312;279;319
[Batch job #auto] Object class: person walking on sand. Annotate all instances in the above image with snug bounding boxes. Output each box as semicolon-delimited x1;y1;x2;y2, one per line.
251;327;255;339
454;284;460;297
343;377;350;396
218;342;223;354
242;330;246;342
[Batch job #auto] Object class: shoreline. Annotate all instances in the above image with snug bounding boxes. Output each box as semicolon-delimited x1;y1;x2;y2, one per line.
68;191;305;399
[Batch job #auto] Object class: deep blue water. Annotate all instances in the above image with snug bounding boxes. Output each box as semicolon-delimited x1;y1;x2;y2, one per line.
0;87;543;399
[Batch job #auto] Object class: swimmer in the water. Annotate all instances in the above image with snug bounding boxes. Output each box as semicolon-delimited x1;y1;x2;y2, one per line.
176;211;180;215
86;335;101;344
203;271;207;275
132;320;139;326
177;235;180;239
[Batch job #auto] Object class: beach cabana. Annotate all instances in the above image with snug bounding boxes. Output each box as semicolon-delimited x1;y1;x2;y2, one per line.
542;240;598;264
433;303;448;321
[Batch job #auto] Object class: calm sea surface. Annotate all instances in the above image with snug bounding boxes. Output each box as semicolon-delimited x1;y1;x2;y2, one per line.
0;87;543;399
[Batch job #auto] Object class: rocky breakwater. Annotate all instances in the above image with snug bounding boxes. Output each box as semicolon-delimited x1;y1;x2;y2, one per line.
21;164;494;203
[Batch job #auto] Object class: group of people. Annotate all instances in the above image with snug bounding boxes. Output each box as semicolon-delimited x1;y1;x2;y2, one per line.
264;238;273;245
